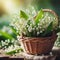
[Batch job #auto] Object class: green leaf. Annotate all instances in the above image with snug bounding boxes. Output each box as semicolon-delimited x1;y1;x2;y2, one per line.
55;27;60;33
20;10;29;20
35;9;44;25
6;48;23;55
42;22;53;36
10;27;17;35
0;30;14;40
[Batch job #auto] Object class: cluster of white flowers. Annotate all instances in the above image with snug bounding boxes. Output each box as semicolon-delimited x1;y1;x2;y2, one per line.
0;39;22;55
37;12;58;33
0;39;20;49
55;32;60;47
25;6;37;17
5;44;22;53
0;39;11;48
10;7;58;37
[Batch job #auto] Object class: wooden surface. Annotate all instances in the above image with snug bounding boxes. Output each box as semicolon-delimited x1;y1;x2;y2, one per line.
23;53;56;60
0;54;24;60
52;47;60;60
0;47;60;60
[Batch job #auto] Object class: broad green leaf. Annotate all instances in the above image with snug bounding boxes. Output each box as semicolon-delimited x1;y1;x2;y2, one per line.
20;10;29;20
35;9;44;25
0;30;14;40
42;22;53;36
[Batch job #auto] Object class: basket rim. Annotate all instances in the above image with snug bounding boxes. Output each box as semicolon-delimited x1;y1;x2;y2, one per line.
20;32;57;42
42;9;58;20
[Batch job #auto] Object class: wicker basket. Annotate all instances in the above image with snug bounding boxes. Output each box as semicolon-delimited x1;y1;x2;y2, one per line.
20;9;58;55
20;32;57;55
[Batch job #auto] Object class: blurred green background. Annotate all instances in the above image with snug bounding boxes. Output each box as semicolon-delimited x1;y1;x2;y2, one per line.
32;0;60;16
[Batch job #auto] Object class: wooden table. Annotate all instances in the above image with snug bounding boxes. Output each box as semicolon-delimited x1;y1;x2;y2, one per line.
0;47;60;60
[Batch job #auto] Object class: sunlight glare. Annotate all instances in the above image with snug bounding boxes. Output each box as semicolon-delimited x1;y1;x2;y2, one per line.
1;0;17;14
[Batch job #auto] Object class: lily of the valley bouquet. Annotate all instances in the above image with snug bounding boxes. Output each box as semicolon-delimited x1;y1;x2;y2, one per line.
11;8;59;55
